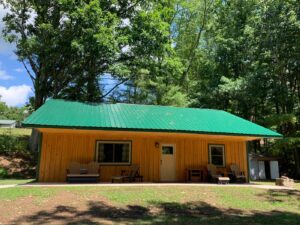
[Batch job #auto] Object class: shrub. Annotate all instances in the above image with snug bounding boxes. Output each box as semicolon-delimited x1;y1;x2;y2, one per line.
0;129;30;155
0;167;9;178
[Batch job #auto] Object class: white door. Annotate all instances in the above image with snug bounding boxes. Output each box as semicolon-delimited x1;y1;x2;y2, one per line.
270;161;279;179
160;144;176;182
258;161;266;179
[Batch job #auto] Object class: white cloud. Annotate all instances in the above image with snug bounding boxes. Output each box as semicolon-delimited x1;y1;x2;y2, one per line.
0;69;13;80
14;68;24;73
0;85;32;106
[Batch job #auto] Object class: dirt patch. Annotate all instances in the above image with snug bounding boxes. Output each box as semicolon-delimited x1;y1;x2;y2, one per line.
0;189;122;224
0;154;36;178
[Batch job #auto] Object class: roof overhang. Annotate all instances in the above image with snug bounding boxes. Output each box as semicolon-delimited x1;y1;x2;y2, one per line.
22;99;283;139
25;126;283;141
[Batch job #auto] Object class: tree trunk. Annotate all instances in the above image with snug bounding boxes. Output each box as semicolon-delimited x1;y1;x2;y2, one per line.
87;57;97;102
34;80;46;110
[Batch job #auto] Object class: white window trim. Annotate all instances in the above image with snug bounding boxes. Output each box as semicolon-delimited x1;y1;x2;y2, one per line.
208;144;225;167
96;140;132;165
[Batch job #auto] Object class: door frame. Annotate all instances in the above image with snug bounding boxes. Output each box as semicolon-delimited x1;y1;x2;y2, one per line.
160;143;176;182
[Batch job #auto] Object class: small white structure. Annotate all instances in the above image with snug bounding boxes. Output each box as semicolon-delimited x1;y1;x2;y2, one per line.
249;154;280;180
0;120;17;128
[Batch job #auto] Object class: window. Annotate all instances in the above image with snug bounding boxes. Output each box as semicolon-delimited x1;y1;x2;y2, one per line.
162;146;174;154
209;144;225;167
96;141;131;165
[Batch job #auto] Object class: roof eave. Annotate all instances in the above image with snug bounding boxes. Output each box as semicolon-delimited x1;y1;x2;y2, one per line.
22;123;283;139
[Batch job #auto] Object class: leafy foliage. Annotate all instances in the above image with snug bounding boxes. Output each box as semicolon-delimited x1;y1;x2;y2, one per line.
0;167;9;178
177;0;300;178
0;129;30;154
0;99;30;122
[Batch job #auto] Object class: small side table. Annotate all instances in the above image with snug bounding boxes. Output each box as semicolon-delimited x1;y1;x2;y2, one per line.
218;177;230;184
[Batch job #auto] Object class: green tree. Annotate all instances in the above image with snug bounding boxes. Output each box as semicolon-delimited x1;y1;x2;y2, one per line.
2;0;179;108
0;97;29;122
178;0;300;178
1;0;74;108
172;0;215;91
108;1;187;106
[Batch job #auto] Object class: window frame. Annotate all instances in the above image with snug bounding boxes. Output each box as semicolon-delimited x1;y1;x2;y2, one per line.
208;144;225;167
95;140;132;166
162;145;174;155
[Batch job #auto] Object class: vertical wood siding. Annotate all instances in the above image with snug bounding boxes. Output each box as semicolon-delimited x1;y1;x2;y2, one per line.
38;130;248;182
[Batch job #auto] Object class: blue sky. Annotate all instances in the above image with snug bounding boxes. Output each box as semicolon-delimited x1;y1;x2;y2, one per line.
0;5;33;107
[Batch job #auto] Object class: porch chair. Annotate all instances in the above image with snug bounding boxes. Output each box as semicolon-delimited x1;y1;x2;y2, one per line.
230;164;246;183
66;161;100;182
111;164;142;183
207;164;223;183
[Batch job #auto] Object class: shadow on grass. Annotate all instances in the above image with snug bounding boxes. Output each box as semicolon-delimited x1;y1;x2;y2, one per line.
256;189;300;204
12;200;300;225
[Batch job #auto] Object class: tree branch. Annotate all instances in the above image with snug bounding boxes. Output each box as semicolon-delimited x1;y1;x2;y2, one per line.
180;0;210;84
21;60;35;82
100;78;129;99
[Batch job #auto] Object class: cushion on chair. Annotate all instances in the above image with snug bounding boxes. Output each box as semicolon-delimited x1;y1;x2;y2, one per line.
69;162;81;174
87;162;99;174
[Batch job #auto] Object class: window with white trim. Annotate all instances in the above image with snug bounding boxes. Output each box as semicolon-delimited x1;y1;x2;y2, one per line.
96;141;131;165
209;144;225;167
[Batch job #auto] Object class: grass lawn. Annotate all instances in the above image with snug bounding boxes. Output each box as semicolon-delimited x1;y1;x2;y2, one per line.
0;186;299;224
0;128;32;136
0;179;35;185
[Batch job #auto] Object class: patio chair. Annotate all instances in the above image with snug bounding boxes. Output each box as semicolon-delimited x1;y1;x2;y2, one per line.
207;164;222;183
66;161;100;182
112;164;142;183
230;164;246;183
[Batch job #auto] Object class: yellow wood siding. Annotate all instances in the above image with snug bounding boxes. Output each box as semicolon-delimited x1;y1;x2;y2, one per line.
38;129;248;182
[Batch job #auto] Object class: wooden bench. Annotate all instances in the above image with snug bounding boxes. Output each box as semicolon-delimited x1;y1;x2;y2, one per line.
66;161;100;183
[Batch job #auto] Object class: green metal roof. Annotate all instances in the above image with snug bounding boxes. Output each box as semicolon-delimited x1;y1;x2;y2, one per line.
22;99;282;138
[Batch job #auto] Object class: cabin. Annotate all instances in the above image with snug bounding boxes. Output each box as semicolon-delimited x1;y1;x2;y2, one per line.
22;99;282;183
